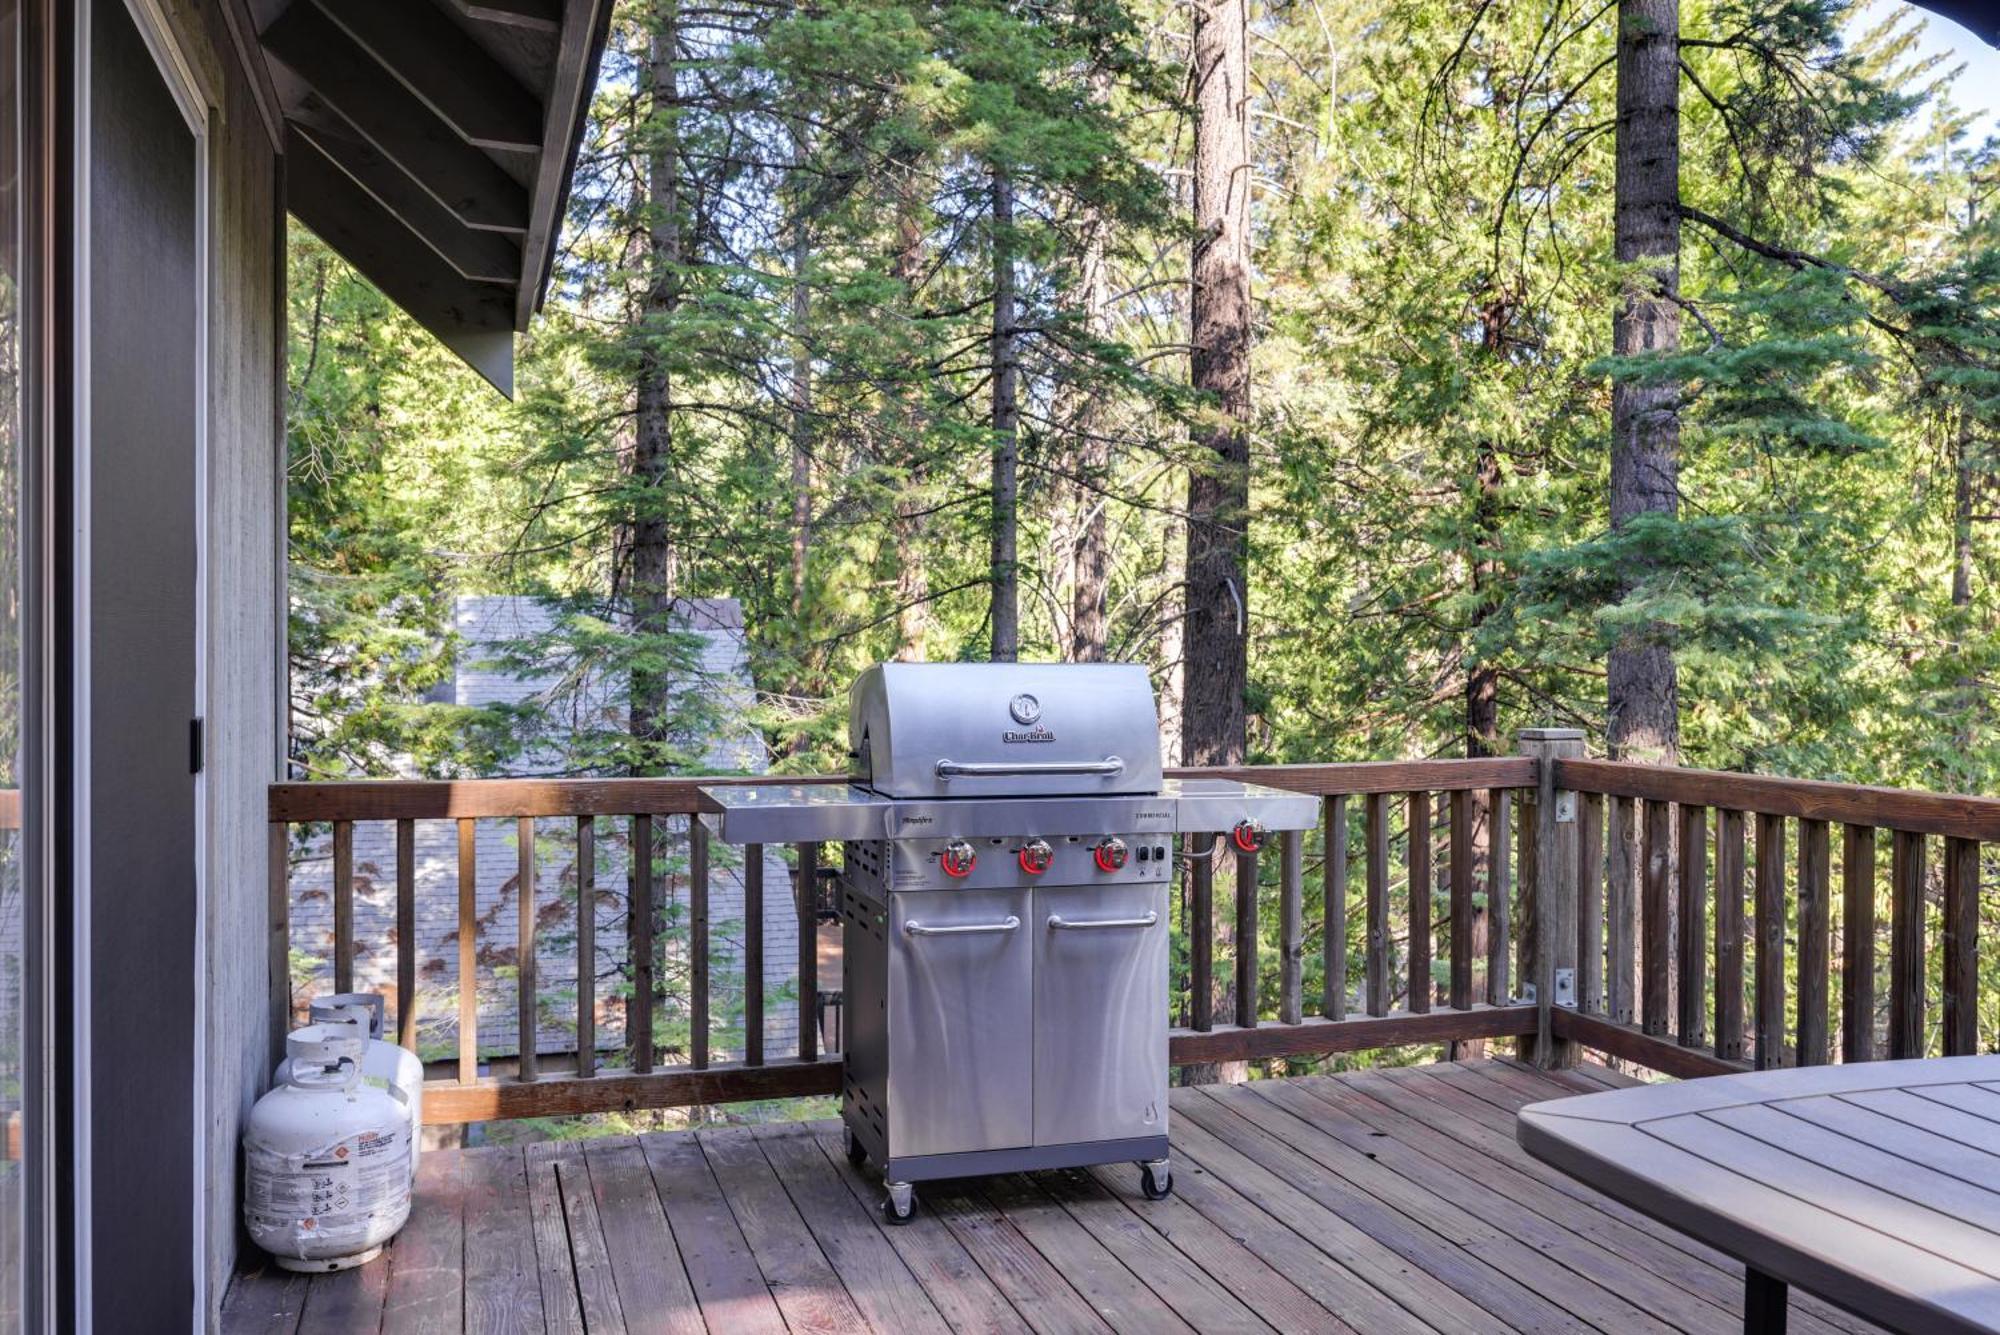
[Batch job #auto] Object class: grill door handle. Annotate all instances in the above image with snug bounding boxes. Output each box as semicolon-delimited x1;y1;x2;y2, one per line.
1048;911;1159;931
934;757;1125;780
904;915;1021;937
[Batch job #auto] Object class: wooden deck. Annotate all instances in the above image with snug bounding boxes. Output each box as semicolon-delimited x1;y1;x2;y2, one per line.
221;1058;1887;1334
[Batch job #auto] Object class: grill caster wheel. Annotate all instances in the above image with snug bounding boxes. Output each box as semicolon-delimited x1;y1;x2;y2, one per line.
882;1181;917;1226
1140;1159;1172;1201
843;1125;867;1167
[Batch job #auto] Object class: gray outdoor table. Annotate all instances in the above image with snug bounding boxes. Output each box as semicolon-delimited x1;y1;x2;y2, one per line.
1518;1056;2000;1334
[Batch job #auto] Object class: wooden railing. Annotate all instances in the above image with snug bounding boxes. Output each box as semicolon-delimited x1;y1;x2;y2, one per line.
267;741;1997;1124
1548;749;1999;1077
267;759;1544;1124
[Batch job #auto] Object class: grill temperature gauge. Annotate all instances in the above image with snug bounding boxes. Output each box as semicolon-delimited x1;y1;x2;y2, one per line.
940;840;977;878
1018;839;1054;875
1093;838;1129;873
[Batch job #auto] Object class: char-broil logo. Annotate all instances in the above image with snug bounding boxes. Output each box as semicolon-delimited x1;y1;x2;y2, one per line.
1004;691;1055;743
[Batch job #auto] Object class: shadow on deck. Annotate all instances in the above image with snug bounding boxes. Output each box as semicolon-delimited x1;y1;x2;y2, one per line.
220;1058;1885;1334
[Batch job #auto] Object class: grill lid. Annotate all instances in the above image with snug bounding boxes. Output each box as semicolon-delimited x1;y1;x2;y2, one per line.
848;662;1165;799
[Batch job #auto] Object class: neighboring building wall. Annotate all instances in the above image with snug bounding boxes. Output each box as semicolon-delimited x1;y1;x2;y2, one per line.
168;0;283;1318
288;597;801;1070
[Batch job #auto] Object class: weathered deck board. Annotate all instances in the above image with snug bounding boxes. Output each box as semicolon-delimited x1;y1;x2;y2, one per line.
380;1148;465;1335
221;1060;1894;1334
460;1144;544;1335
695;1126;871;1334
1176;1085;1667;1334
806;1122;1029;1333
751;1123;953;1335
639;1129;788;1335
579;1137;704;1335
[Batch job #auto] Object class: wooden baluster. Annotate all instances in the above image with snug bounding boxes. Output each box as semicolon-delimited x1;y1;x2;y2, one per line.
1607;795;1637;1025
630;814;655;1074
1449;789;1473;1011
1890;829;1926;1059
1191;835;1214;1032
1322;798;1347;1021
1641;801;1671;1037
1487;788;1512;1006
1278;829;1303;1026
1755;813;1787;1069
457;817;477;1085
744;844;764;1066
269;823;292;1064
1841;825;1876;1063
333;819;355;994
1365;794;1389;1016
1577;792;1603;1015
1407;792;1432;1013
1714;809;1747;1062
518;816;538;1083
691;818;710;1069
1515;789;1535;1005
1943;836;1980;1057
576;817;595;1080
395;819;416;1050
797;841;819;1062
1797;819;1831;1066
1235;845;1259;1029
1676;804;1708;1049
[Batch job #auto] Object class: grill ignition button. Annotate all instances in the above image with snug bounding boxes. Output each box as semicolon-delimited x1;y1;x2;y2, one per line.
1093;838;1130;873
940;839;977;878
1018;839;1054;875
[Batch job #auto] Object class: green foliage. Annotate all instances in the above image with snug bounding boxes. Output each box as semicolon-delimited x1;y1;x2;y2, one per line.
290;0;2000;1073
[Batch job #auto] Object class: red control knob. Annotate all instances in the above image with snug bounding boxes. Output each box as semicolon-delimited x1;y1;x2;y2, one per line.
1093;838;1129;873
1018;839;1054;875
1232;820;1268;854
940;839;977;878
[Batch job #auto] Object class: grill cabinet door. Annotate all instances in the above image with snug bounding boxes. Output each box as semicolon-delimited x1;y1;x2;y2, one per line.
1033;884;1169;1146
888;889;1034;1157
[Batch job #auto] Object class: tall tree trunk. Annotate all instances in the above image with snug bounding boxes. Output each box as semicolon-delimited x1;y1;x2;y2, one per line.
1184;0;1251;766
1953;409;1980;756
891;161;929;661
1607;0;1682;763
789;170;811;625
1183;0;1252;1086
1460;425;1503;1057
629;0;680;773
990;166;1020;662
1070;71;1113;663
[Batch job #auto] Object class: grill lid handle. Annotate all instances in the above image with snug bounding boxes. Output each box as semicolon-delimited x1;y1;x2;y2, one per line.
933;757;1125;780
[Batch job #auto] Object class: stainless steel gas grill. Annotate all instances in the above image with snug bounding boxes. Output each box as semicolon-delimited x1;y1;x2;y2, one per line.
699;662;1315;1223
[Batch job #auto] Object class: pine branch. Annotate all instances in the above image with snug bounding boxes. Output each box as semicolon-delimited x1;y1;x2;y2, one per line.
1677;203;1903;299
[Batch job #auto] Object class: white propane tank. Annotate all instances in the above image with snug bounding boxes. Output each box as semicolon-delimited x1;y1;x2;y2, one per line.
244;1024;412;1271
278;993;424;1175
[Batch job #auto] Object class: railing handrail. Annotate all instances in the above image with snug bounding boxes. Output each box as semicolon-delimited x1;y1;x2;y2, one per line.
267;757;1540;822
1556;757;2000;841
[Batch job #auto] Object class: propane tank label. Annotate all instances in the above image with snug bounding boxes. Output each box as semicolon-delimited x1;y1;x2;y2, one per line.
244;1127;410;1246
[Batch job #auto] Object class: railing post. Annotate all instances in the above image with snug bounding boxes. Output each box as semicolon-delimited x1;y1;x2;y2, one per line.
1518;728;1584;1069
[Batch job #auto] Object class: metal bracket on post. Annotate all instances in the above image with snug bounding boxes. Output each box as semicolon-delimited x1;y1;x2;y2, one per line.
1554;967;1576;1009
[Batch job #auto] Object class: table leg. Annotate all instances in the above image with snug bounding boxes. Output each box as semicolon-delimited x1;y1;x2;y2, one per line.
1744;1268;1788;1334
